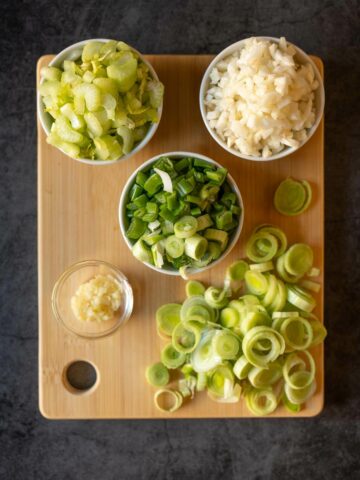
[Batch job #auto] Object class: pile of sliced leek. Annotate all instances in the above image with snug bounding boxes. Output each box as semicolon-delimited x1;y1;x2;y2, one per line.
145;224;326;415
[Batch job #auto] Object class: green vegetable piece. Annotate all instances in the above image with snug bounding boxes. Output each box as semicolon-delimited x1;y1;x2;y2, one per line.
174;216;198;239
185;235;208;260
117;125;134;154
145;362;169;387
226;260;249;281
156;303;181;337
107;56;138;92
165;235;185;259
126;217;147;239
136;171;148;188
132;239;153;264
161;343;186;369
185;280;206;297
274;177;312;216
205;167;227;185
204;229;228;251
144;173;163;196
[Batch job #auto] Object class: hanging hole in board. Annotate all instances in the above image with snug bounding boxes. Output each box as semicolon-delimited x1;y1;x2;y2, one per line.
63;360;99;394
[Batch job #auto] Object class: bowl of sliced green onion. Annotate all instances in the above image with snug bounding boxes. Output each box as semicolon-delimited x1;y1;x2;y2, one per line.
38;39;164;165
119;152;244;276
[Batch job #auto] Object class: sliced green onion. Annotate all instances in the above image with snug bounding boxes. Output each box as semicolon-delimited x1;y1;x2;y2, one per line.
156;303;181;337
146;362;169;387
186;280;206;297
154;388;183;412
161;343;186;369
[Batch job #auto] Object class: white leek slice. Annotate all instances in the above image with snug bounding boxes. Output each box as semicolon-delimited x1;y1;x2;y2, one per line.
154;168;173;193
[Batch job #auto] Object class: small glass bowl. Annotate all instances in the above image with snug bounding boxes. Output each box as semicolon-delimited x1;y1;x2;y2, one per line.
52;260;133;339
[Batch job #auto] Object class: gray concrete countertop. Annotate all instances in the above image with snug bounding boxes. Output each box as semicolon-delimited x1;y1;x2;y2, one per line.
0;0;359;478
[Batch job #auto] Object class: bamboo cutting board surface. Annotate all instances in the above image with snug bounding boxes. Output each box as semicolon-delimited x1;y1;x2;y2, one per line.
38;54;324;419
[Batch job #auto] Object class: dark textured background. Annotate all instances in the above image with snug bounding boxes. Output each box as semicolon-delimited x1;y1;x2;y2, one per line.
0;0;359;479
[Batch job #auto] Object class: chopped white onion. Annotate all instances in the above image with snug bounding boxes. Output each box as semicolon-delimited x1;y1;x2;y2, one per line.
205;37;319;158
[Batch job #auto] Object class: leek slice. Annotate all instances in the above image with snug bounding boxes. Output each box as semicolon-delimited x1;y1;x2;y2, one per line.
204;287;229;309
284;379;316;405
242;326;285;368
185;235;208;260
280;317;313;350
180;295;216;323
245;387;278;416
284;244;314;277
156;303;181;337
207;364;234;397
154;388;183;413
191;330;222;373
172;321;202;353
165;235;184;259
248;361;283;388
245;271;268;296
220;307;239;328
174;216;198;239
196;372;208;391
287;285;316;313
186;280;206;297
299;279;321;293
307;267;320;277
145;362;169;387
276;255;302;283
309;319;327;347
226;260;249;281
283;351;315;390
274;178;312;216
208;382;241;403
249;261;274;273
254;225;288;257
233;355;252;380
213;331;240;359
161;343;186;369
246;232;278;263
204;229;228;251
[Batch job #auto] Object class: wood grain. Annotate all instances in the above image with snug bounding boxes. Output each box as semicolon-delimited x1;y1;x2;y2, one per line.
38;54;324;419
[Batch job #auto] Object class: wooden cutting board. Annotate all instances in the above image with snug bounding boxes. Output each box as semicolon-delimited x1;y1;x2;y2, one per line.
38;54;324;419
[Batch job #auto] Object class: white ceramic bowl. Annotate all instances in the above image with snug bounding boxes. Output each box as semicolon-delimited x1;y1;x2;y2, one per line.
199;36;325;161
37;38;163;165
119;151;244;276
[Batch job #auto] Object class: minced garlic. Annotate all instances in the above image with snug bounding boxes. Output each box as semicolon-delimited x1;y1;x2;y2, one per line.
71;274;122;322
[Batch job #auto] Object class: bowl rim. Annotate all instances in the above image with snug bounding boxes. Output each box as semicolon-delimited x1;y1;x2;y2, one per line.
199;36;325;162
37;38;163;166
51;259;134;339
118;151;244;276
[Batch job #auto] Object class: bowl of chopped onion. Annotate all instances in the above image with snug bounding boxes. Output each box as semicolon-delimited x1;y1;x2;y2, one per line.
38;39;164;165
199;37;325;161
119;152;244;277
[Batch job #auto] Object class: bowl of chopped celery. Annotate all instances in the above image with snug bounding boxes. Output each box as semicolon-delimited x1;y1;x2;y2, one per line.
119;152;244;276
38;39;164;165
